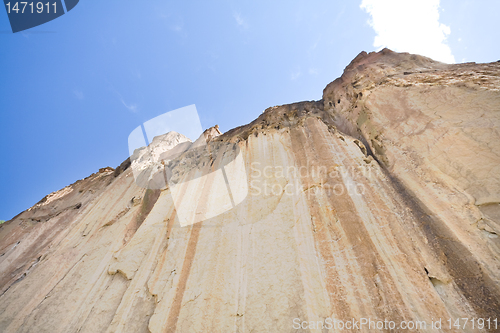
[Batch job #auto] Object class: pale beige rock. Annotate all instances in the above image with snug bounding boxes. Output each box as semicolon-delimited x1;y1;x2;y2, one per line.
1;49;499;332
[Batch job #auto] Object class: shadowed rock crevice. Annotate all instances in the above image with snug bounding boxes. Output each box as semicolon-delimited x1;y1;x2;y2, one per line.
122;189;161;246
386;170;500;320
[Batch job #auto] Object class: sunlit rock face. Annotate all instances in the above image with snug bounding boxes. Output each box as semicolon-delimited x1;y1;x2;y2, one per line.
1;49;499;332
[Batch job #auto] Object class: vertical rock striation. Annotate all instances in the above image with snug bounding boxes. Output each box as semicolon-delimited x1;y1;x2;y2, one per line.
0;49;499;332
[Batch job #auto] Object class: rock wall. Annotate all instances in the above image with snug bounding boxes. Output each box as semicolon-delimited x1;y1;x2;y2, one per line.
0;49;499;332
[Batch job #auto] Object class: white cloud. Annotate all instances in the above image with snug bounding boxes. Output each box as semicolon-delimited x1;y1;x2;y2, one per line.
107;83;140;113
133;69;142;79
360;0;455;63
120;98;139;113
308;68;319;75
290;68;301;81
167;15;185;36
73;89;84;100
233;12;248;29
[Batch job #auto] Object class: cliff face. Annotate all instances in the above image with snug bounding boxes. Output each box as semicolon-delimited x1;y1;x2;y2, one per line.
1;49;499;332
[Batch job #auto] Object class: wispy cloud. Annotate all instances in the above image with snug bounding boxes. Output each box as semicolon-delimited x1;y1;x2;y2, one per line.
233;12;248;29
290;68;302;81
109;85;139;113
167;15;186;37
120;99;139;113
170;23;188;39
73;89;84;100
308;68;318;75
133;69;142;79
360;0;455;63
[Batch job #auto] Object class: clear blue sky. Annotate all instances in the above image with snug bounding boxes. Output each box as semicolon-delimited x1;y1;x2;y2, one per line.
1;0;499;221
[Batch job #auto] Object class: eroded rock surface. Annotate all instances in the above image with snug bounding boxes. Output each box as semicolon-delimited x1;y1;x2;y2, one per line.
1;49;499;332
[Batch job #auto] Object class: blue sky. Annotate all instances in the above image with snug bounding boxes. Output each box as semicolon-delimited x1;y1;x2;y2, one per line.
1;0;499;221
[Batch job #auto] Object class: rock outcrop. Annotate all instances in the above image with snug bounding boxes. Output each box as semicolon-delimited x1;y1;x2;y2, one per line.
1;49;499;332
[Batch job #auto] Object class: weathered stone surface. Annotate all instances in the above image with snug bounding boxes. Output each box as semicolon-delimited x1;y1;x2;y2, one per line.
0;49;499;332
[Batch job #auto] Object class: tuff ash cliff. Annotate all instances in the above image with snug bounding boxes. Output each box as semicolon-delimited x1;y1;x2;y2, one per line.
0;49;499;332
